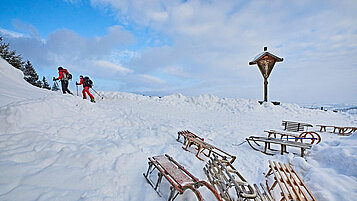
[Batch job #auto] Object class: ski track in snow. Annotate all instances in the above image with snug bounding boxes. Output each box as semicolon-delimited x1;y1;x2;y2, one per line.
1;59;357;201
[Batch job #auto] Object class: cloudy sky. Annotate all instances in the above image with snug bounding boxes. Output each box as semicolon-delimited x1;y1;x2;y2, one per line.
1;0;356;104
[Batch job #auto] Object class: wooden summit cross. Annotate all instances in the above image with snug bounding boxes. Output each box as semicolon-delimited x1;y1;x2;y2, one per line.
249;47;283;103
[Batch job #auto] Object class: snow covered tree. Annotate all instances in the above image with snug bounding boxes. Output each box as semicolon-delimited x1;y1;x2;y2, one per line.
0;37;24;71
42;76;51;90
35;80;43;88
1;37;46;89
23;60;40;86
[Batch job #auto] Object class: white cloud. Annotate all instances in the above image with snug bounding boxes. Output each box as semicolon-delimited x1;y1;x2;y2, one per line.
0;28;24;38
88;0;357;103
138;74;166;84
93;60;132;74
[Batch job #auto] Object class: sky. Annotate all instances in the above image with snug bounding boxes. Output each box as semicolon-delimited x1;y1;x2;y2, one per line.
0;0;356;104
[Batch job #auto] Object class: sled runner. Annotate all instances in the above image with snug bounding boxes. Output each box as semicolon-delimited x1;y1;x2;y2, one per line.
264;160;317;201
316;125;357;135
180;134;236;163
204;154;257;201
246;136;312;157
177;130;205;145
264;130;321;144
143;154;222;201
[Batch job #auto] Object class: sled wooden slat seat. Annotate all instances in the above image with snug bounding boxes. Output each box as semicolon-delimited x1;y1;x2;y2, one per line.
265;160;317;201
246;136;312;157
264;130;321;144
177;130;204;145
182;135;236;164
154;155;192;184
282;121;313;132
143;154;222;201
316;125;357;135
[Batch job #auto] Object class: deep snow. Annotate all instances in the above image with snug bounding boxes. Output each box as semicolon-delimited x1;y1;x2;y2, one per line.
0;58;356;201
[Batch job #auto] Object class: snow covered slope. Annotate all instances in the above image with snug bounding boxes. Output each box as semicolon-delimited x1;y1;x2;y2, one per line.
0;59;356;201
0;58;49;106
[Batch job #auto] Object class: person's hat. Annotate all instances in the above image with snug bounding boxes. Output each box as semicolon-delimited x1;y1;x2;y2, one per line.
80;75;83;78
58;66;63;70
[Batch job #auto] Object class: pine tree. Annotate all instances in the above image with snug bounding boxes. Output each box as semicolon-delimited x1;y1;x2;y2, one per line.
23;60;39;86
1;37;45;89
42;76;51;90
35;80;43;88
0;37;24;71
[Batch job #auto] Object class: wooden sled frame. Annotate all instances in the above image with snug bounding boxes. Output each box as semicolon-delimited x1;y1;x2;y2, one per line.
253;183;274;201
143;154;222;201
246;136;312;157
265;160;317;201
180;134;236;164
316;125;357;136
204;154;257;201
265;130;321;144
177;130;205;145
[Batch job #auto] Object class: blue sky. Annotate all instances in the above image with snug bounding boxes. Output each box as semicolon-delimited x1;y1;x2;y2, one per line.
1;0;356;104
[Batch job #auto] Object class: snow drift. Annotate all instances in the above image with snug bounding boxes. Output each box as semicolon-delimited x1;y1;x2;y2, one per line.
0;58;356;201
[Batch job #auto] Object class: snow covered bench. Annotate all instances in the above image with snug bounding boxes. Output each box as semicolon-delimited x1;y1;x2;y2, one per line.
265;130;321;144
178;132;236;163
246;136;312;157
264;160;317;201
316;125;357;135
282;121;313;132
143;154;222;201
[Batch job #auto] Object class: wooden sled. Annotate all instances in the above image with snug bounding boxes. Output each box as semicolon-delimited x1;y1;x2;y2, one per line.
253;183;274;201
143;154;222;201
183;135;236;164
265;130;321;144
265;160;317;201
316;125;357;136
246;136;312;157
204;154;257;201
177;130;205;145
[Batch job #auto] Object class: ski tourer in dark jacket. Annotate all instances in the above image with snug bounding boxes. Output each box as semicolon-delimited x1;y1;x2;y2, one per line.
76;75;95;102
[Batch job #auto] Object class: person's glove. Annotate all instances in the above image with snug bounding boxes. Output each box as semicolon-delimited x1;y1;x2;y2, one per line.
53;77;57;81
76;82;79;85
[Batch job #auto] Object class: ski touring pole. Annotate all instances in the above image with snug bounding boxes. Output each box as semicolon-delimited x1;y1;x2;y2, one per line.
91;87;104;99
76;84;79;96
54;80;60;89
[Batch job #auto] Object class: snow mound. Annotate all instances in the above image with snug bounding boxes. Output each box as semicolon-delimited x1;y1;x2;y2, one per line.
0;58;49;107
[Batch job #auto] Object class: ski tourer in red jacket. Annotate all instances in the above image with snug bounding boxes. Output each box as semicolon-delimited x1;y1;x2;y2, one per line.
54;67;73;94
76;75;95;102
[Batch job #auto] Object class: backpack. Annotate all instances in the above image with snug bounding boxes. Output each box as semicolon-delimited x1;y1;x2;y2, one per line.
61;69;72;80
83;76;93;88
